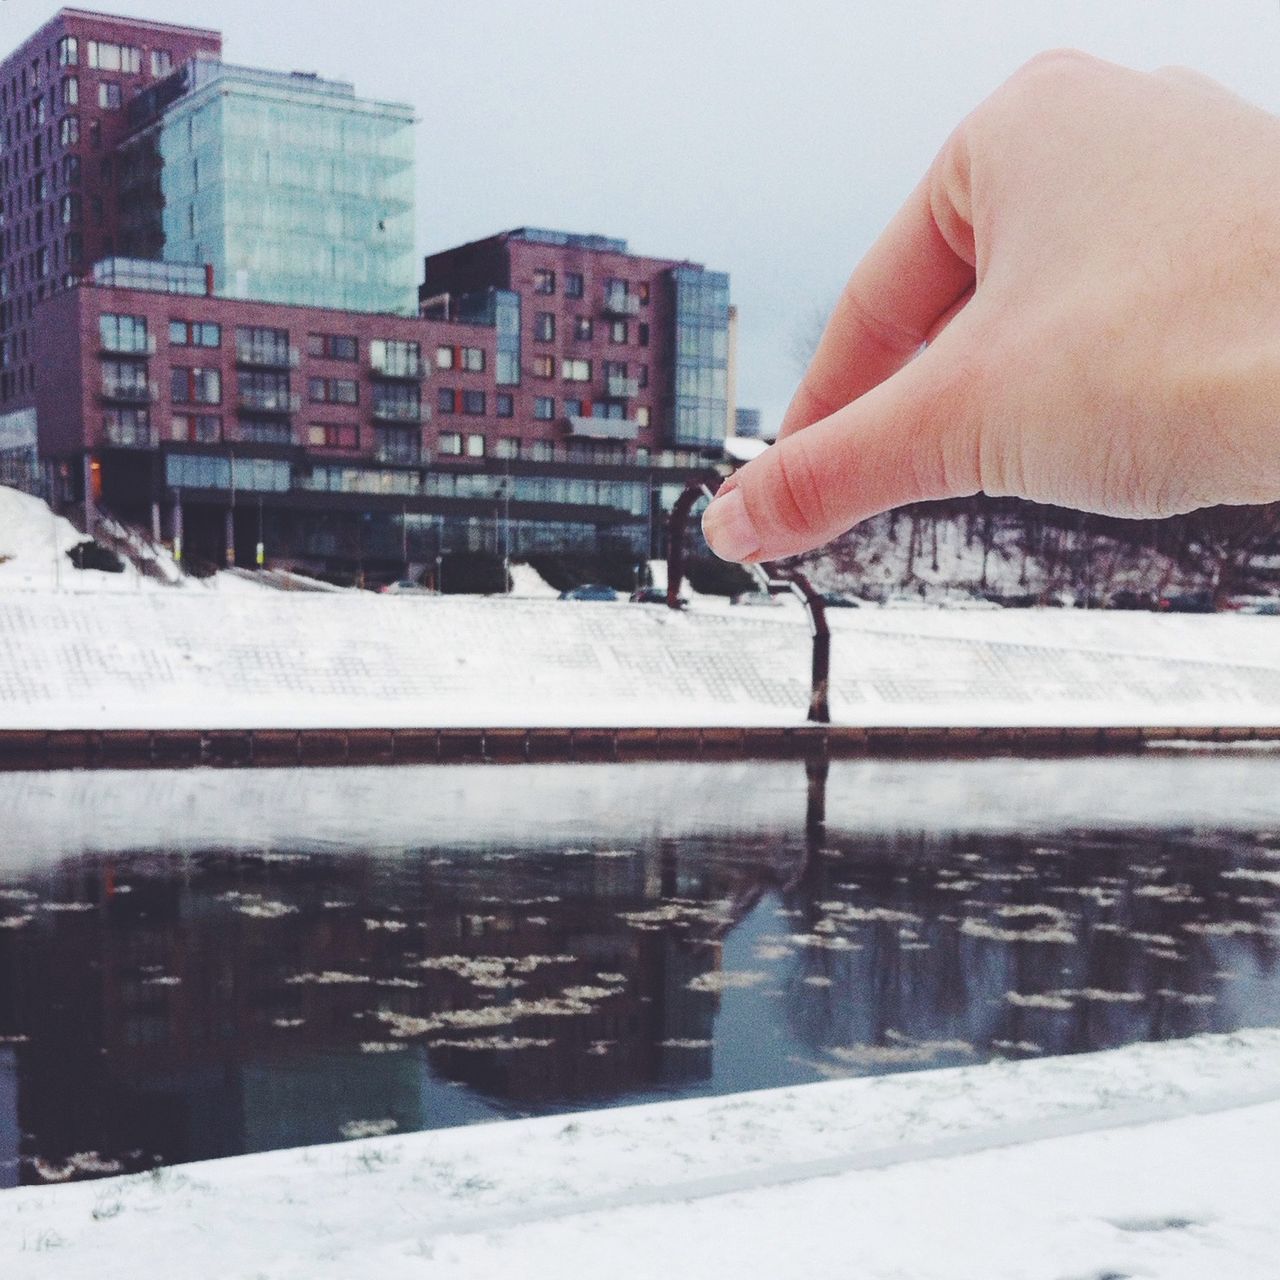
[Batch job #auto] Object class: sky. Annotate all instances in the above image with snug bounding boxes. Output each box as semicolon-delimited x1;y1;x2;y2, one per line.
9;0;1280;432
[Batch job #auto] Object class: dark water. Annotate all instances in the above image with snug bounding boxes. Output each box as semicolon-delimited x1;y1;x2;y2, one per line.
3;758;1280;1186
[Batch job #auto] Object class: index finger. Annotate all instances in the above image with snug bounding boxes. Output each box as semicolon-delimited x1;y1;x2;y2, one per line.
778;136;977;441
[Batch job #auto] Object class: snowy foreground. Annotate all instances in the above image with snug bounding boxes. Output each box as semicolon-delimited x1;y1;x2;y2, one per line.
2;1029;1279;1278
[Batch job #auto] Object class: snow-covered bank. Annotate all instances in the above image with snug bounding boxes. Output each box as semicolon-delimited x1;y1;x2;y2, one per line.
2;588;1280;729
3;1029;1280;1278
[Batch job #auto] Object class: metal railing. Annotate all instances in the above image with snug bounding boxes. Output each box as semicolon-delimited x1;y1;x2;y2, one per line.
236;391;301;414
100;380;157;404
602;291;640;317
371;401;422;423
235;344;300;369
369;353;424;380
606;375;639;398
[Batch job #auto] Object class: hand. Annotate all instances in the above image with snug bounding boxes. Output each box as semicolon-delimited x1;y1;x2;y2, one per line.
702;50;1280;563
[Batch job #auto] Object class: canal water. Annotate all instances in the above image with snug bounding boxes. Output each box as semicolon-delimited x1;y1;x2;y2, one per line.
2;754;1280;1186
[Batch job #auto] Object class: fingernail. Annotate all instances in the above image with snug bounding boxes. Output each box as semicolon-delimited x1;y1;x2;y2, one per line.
702;488;760;562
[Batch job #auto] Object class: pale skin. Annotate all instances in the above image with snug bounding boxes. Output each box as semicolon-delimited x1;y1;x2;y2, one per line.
702;50;1280;563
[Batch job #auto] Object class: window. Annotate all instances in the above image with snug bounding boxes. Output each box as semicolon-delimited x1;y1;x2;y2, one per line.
438;432;462;456
370;338;420;377
60;194;79;224
87;42;140;74
89;119;101;149
58;37;78;67
434;344;454;370
496;393;514;418
437;387;456;415
565;272;584;299
59;116;78;146
61;77;78;107
574;316;593;341
466;434;485;458
308;377;358;405
532;268;556;295
635;406;651;427
496;437;520;459
532;355;555;379
307;333;357;361
462;390;486;416
638;322;650;347
99;313;148;354
98;82;121;110
610;320;628;344
372;383;420;421
374;425;419;464
528;440;553;462
236;325;291;366
170;320;220;348
170;413;221;443
103;407;151;446
534;311;555;342
235;369;289;410
102;359;149;399
62;154;80;186
151;50;173;77
239;417;293;445
461;346;485;372
307;423;359;449
534;396;555;421
563;358;591;382
637;282;650;304
638;363;649;388
564;398;583;418
172;367;221;405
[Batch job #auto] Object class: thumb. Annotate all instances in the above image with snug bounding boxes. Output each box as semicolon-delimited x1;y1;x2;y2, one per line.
702;346;982;562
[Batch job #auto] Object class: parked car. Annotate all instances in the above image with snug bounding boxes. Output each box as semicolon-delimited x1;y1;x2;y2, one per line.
1158;591;1216;614
1107;590;1158;611
1236;599;1280;615
380;579;436;595
819;592;861;608
630;586;687;607
731;590;783;607
559;583;619;602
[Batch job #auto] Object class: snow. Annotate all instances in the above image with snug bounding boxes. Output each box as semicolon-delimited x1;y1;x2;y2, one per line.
0;485;271;595
2;1028;1279;1278
1;585;1280;729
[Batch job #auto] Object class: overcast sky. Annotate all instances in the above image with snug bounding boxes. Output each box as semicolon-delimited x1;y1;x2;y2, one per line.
11;0;1280;430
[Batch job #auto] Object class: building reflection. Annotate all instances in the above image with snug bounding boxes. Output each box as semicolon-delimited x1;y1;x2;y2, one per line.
0;763;1279;1185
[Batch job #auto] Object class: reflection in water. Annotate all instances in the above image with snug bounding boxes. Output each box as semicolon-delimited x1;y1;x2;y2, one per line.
1;757;1280;1185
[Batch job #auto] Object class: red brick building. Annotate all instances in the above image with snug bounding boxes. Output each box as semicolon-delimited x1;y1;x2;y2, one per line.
6;11;731;576
1;9;221;406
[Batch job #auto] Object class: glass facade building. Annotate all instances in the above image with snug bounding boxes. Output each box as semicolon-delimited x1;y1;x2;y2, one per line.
671;266;730;449
158;60;416;314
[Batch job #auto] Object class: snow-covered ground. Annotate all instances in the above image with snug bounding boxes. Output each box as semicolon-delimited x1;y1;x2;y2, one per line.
2;1028;1279;1278
1;587;1279;730
0;485;270;596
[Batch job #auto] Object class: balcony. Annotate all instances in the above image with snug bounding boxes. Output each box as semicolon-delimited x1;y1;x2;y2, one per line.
235;344;300;369
602;291;640;318
565;413;639;442
102;421;157;448
606;375;639;399
100;380;157;405
99;334;156;357
369;352;424;380
237;391;301;415
371;400;422;424
373;443;422;466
